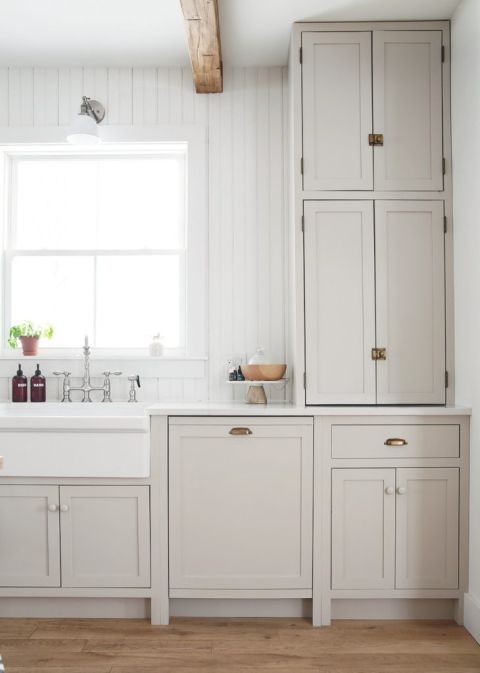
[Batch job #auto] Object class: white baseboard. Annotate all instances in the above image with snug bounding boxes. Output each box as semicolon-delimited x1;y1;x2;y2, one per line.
332;599;455;620
464;592;480;643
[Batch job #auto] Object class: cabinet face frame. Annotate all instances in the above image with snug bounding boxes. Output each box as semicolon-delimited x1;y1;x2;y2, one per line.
0;485;61;587
288;21;453;406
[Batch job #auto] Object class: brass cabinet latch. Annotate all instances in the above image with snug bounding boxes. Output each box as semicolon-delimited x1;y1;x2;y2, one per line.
371;347;387;361
368;133;384;146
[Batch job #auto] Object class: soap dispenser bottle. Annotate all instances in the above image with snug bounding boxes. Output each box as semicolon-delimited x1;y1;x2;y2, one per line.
12;364;28;403
30;363;46;402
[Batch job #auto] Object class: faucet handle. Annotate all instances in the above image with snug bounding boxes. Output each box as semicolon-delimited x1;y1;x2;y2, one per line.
102;371;122;377
128;375;141;387
127;375;141;403
53;371;71;377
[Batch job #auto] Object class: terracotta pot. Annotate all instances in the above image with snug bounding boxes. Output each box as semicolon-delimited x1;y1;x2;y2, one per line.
19;336;40;356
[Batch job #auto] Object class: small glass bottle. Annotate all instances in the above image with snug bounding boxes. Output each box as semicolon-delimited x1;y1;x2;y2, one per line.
12;364;28;403
30;364;46;402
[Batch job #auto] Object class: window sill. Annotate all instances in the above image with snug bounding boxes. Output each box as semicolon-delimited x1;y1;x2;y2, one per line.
0;354;208;379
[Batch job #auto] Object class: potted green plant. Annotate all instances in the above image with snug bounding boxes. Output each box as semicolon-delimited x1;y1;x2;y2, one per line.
8;322;54;356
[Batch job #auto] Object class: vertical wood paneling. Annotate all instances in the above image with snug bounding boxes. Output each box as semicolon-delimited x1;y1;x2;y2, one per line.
58;68;84;126
0;69;8;125
33;68;59;126
0;66;288;402
8;68;34;126
108;68;133;125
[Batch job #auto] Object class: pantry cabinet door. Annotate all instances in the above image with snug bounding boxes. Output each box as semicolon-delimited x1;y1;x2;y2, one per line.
332;469;396;590
0;485;60;587
375;201;446;404
304;201;376;404
169;422;313;590
302;32;373;190
60;486;150;588
373;31;444;191
396;468;459;589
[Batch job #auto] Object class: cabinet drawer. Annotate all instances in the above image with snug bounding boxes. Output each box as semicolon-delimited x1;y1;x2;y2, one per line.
332;425;459;459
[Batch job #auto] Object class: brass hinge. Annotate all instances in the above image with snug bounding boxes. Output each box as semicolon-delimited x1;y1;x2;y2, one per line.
445;371;449;388
303;372;306;389
442;45;445;62
299;46;303;64
371;347;387;361
301;214;305;233
300;157;304;175
368;133;384;146
444;215;447;233
443;157;446;175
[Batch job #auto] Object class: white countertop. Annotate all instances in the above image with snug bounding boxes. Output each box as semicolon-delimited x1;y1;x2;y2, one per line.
0;401;470;430
146;402;472;416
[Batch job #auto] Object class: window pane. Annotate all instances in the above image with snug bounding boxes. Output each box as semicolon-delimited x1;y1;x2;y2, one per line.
14;156;185;250
11;257;94;347
95;255;182;348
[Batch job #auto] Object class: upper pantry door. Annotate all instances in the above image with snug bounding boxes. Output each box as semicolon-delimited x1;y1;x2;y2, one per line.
373;31;444;191
302;32;373;190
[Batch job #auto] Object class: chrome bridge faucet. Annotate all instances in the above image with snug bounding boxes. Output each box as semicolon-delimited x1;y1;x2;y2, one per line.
54;336;122;403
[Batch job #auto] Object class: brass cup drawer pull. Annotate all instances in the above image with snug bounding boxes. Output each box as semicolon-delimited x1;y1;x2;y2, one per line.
229;427;253;436
384;438;408;447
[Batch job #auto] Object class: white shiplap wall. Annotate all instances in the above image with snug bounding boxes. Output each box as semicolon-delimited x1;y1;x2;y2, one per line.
0;66;288;403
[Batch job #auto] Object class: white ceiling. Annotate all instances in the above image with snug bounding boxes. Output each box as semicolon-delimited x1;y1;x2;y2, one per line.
0;0;462;67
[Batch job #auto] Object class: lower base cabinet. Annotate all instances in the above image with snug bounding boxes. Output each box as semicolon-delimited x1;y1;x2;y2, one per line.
0;484;151;588
332;467;459;590
169;419;313;591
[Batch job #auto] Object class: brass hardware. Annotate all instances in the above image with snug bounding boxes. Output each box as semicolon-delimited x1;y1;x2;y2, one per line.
229;427;253;436
368;133;384;146
371;347;386;361
384;438;408;447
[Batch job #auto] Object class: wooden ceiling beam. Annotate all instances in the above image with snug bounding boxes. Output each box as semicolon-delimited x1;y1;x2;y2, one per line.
179;0;223;93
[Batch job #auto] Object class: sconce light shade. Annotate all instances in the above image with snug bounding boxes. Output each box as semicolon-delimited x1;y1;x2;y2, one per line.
67;97;105;145
67;113;100;145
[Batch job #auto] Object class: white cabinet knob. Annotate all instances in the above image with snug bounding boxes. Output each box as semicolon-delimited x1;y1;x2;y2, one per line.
60;504;69;512
397;487;406;495
385;486;395;495
48;504;58;512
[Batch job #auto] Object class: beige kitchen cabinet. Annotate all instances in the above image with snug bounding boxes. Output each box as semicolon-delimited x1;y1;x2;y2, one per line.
375;201;446;404
302;32;373;190
0;484;150;589
301;29;443;191
304;201;376;404
60;485;151;588
0;485;61;587
304;200;445;405
169;419;313;591
396;468;459;589
331;467;459;591
332;469;395;590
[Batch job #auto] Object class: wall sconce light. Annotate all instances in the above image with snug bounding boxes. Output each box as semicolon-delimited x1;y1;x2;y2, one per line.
67;96;105;145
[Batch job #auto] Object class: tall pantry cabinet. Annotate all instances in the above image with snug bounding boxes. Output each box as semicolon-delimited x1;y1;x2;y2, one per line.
289;22;453;406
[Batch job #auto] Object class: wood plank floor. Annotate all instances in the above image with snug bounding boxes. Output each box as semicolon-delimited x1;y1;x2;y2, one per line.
0;618;479;673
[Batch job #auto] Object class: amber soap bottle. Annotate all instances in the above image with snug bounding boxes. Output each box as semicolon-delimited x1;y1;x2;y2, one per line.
12;364;28;403
30;363;46;403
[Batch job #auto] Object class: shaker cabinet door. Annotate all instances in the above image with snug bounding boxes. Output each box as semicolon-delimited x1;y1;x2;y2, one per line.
332;469;396;590
304;201;376;404
0;485;60;587
60;485;151;588
373;30;444;191
375;201;446;404
169;421;313;590
396;468;459;589
302;32;373;190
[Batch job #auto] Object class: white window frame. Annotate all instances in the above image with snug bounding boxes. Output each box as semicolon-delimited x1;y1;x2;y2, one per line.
0;126;208;359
